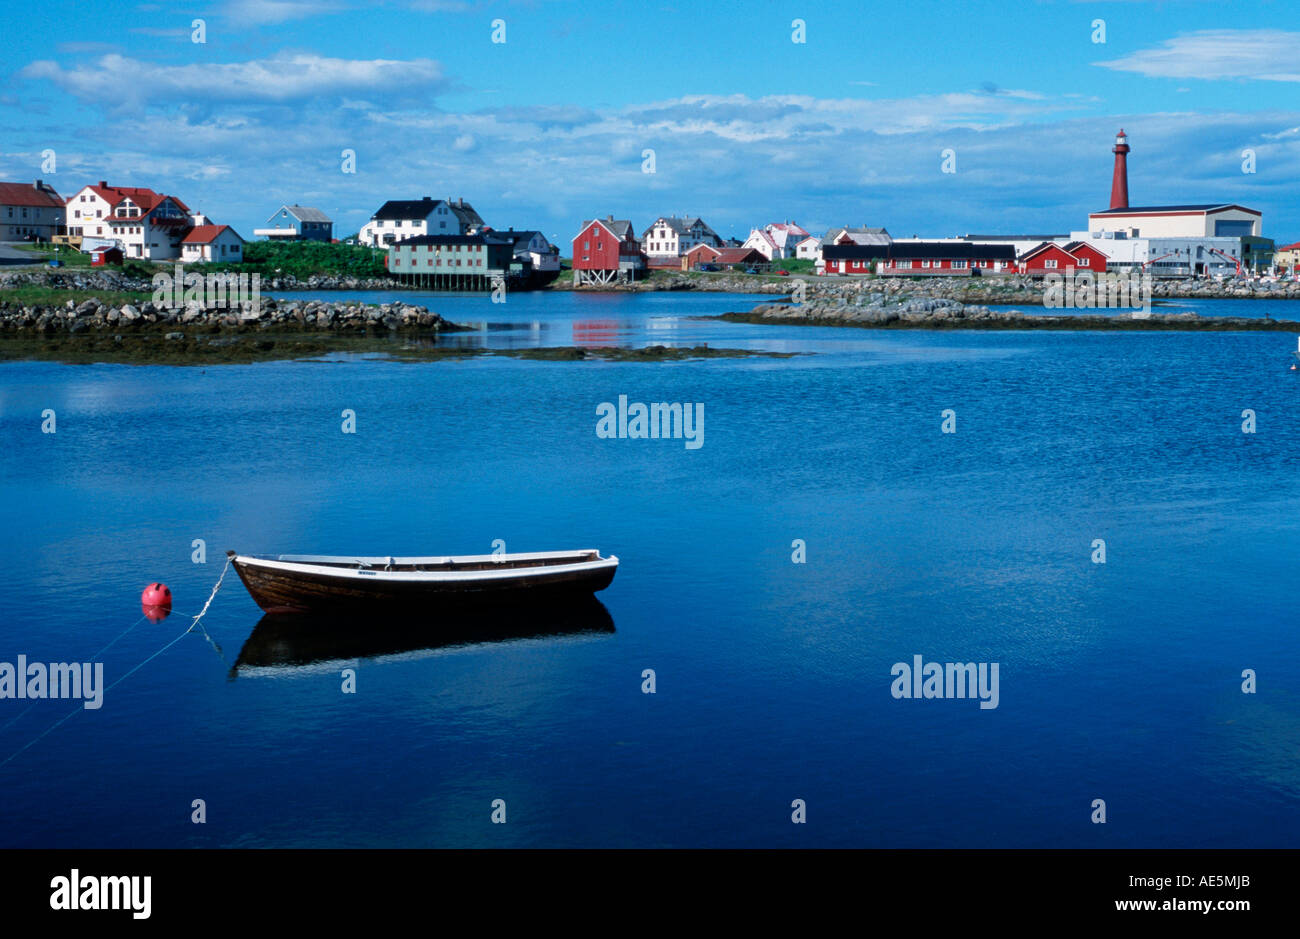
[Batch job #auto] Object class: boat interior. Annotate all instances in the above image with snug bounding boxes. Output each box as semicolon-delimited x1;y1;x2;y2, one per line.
252;551;604;573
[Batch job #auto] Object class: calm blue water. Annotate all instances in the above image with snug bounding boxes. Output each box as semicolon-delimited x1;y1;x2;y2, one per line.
990;296;1300;320
1;290;1298;848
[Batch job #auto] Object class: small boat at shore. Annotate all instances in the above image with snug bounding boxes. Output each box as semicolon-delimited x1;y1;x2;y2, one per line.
227;549;619;614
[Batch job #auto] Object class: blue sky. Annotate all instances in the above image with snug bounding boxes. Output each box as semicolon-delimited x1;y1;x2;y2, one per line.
3;0;1299;244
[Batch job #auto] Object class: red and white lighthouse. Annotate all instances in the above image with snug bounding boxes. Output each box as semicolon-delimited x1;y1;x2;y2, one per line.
1109;129;1130;210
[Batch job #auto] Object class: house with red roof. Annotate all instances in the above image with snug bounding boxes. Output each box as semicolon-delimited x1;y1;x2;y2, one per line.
1274;241;1300;274
0;180;65;241
181;224;245;263
63;181;198;260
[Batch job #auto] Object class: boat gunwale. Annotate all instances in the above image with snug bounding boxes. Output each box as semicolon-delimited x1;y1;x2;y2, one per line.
228;551;619;584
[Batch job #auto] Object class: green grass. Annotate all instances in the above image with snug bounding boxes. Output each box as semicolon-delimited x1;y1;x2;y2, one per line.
0;286;151;306
204;241;388;279
14;244;95;267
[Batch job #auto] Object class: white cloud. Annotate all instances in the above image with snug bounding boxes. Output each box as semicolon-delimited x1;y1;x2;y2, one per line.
13;77;1300;246
1098;30;1300;82
20;53;446;107
220;0;348;25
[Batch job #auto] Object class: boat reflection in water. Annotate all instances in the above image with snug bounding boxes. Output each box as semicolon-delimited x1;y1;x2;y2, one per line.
230;594;615;678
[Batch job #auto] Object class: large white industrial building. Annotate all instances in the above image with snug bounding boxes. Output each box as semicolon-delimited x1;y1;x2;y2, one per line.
1085;203;1262;240
956;134;1274;276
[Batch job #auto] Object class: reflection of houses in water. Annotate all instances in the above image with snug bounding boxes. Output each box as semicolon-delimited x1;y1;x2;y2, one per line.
571;319;621;346
231;595;615;677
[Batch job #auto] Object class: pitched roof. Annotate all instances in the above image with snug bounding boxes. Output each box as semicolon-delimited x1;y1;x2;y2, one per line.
1277;241;1300;252
716;247;764;263
372;197;446;221
1089;203;1260;216
448;199;483;229
764;222;810;245
1018;240;1073;260
394;233;512;246
274;204;331;223
641;216;718;238
80;183;190;215
491;229;552;252
580;217;635;240
182;224;240;245
0;180;64;208
824;226;892;246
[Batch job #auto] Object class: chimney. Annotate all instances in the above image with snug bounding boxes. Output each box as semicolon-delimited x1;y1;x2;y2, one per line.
99;180;107;188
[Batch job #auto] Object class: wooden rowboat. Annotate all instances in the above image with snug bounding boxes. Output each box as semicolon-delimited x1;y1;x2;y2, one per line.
227;549;619;614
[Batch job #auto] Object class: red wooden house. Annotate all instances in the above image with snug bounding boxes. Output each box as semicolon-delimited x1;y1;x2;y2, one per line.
89;245;124;266
1019;241;1110;274
683;243;720;269
1061;241;1109;273
684;244;764;270
572;216;644;285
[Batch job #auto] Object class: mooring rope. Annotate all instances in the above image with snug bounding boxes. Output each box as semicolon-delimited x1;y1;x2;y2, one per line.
0;557;233;769
0;612;153;736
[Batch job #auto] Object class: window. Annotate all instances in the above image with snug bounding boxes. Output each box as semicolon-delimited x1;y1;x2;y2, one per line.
952;260;966;269
898;260;912;269
921;260;930;268
1044;259;1058;269
1078;257;1090;267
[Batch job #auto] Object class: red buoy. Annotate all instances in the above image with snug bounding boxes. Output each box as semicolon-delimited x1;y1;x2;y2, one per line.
141;583;172;622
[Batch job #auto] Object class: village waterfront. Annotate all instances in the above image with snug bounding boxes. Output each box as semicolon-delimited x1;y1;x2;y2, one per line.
1;286;1298;847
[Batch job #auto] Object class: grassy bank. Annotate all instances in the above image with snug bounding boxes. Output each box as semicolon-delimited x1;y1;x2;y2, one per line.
13;244;95;268
0;286;152;306
204;241;388;279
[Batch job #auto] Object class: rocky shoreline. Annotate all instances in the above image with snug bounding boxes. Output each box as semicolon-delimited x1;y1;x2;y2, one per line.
725;292;1300;331
5;267;1300;301
0;294;460;335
